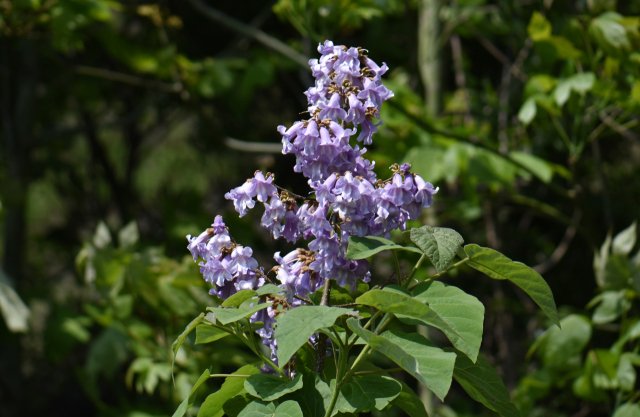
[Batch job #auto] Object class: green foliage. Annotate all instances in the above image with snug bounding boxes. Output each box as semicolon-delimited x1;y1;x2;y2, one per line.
464;244;560;327
274;306;356;366
516;222;640;415
244;374;303;401
410;226;464;273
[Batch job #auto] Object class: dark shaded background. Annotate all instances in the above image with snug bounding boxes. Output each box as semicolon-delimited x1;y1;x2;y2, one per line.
1;0;639;416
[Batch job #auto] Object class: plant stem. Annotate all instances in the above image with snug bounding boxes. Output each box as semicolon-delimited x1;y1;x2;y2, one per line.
315;278;332;375
405;253;427;288
353;367;402;376
392;251;402;283
424;257;470;283
324;333;350;417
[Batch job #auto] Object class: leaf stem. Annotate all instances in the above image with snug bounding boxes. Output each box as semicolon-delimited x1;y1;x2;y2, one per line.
324;334;350;417
423;257;470;283
405;253;427;288
353;367;402;376
392;251;402;284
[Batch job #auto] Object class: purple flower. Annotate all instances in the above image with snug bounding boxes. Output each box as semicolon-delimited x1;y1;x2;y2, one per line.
357;77;394;109
319;93;347;121
333;172;361;201
345;94;366;125
232;246;259;274
251;172;277;203
414;175;439;207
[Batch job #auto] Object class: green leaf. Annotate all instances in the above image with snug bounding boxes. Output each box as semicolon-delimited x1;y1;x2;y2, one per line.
528;11;551;41
207;303;272;325
256;284;285;296
237;400;303;417
172;313;204;372
346;235;422;260
592;291;631;324
410;226;464;273
412;281;484;363
244;373;303;401
334;374;402;413
0;269;31;332
280;365;336;417
617;353;637;392
196;324;231;344
347;319;456;401
356;288;477;361
393;382;429;417
540;314;591;367
613;222;637;256
517;98;537;125
590;13;631;54
223;394;253;417
172;368;212;417
197;364;260;417
464;244;559;327
118;221;139;249
509;151;553;184
447;349;521;417
275;306;355;366
613;403;640;417
222;290;258;308
569;72;596;94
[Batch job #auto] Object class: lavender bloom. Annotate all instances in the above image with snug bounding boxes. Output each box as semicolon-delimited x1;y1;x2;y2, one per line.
190;42;439;373
251;172;277;203
319;94;347;121
414;175;439;207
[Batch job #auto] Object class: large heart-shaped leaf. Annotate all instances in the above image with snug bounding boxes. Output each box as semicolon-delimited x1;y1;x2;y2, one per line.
410;226;464;273
464;244;559;327
412;281;484;362
346;235;422;259
197;364;260;417
355;289;477;360
347;319;455;400
244;373;303;401
334;374;402;413
446;349;521;417
280;365;337;417
274;306;356;366
393;382;430;417
237;400;303;417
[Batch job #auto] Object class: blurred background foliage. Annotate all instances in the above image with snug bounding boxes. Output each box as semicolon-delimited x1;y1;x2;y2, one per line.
0;0;639;416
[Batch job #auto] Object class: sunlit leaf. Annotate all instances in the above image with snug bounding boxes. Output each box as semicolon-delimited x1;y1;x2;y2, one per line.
244;373;303;401
410;226;464;273
274;306;355;366
464;244;559;327
346;235;422;260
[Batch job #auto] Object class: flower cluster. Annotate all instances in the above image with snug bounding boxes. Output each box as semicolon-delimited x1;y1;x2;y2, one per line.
189;41;438;372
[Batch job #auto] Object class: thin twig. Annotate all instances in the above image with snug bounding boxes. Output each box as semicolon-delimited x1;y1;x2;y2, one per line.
224;137;283;153
353;367;403;376
533;208;582;274
75;65;181;93
188;0;309;67
294;294;313;304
